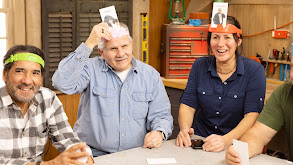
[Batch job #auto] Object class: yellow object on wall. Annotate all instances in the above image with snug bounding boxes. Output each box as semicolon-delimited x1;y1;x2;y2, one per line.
141;13;148;64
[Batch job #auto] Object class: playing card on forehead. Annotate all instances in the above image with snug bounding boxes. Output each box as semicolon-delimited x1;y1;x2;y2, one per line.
211;2;228;28
99;5;120;30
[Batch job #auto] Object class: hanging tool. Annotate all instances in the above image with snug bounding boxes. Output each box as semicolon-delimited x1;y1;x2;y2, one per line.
272;49;279;74
280;47;285;81
273;50;279;74
270;48;276;74
265;44;272;76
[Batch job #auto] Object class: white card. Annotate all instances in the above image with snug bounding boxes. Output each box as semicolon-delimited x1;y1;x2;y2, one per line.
211;2;228;28
233;139;249;165
99;5;120;29
146;158;176;164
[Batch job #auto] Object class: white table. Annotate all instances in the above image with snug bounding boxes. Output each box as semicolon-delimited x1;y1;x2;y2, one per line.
94;136;292;165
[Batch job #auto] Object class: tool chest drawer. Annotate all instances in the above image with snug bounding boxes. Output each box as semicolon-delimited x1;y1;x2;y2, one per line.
161;24;208;79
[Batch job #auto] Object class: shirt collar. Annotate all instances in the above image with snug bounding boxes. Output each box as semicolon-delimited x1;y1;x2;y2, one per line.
0;86;39;109
208;55;245;77
0;86;14;108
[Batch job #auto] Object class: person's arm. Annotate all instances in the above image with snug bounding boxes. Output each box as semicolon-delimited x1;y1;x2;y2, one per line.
204;62;266;152
176;59;200;148
225;121;277;165
176;103;196;148
37;143;91;165
203;112;259;152
46;92;93;163
52;22;111;95
144;71;173;148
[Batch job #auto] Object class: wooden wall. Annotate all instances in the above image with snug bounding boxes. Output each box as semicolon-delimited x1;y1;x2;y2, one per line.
149;0;191;72
228;0;293;80
149;0;293;81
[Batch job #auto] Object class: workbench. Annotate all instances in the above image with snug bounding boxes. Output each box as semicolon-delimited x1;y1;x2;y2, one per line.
93;135;290;165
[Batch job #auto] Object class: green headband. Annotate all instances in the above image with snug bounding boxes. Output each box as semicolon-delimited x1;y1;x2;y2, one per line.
4;53;45;68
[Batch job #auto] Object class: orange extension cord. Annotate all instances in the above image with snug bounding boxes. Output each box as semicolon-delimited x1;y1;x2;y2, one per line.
243;21;293;37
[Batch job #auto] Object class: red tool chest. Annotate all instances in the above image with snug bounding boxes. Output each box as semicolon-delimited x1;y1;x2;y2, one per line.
161;24;208;79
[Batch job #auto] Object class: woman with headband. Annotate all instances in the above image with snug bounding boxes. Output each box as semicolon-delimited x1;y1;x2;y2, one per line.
176;16;266;152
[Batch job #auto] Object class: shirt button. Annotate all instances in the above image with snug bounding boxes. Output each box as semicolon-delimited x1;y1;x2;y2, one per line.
25;152;27;155
83;49;86;52
122;88;124;91
224;82;227;85
102;93;105;96
122;134;125;137
216;112;219;115
122;103;125;106
234;95;237;98
219;97;221;100
215;126;218;129
260;98;263;101
203;92;206;95
122;118;125;121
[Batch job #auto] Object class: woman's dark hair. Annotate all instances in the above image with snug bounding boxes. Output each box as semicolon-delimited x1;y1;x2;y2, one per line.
207;16;243;57
3;45;46;74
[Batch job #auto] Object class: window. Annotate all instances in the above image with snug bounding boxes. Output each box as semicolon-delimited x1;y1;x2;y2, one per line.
42;0;132;89
0;0;6;87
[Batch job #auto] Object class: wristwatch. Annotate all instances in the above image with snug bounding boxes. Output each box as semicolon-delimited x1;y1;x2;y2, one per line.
160;131;166;140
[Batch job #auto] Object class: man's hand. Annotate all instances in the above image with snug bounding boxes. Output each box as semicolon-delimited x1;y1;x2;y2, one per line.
225;145;241;165
85;22;112;50
143;130;163;148
202;134;227;152
44;142;91;165
86;155;94;165
175;128;194;148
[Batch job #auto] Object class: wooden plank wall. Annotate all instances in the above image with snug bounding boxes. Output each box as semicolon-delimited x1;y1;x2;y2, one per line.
149;0;293;81
149;0;191;72
228;1;293;80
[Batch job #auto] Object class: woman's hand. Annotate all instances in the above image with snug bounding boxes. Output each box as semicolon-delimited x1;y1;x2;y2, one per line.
176;128;194;148
203;134;228;152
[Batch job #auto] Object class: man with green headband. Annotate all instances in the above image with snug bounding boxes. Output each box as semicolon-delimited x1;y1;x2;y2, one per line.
0;45;94;164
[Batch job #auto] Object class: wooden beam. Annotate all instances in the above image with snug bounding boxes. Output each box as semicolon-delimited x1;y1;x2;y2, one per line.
26;0;41;48
229;0;293;5
12;0;25;45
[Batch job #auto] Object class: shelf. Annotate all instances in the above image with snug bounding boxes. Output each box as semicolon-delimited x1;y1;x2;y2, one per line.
262;58;290;65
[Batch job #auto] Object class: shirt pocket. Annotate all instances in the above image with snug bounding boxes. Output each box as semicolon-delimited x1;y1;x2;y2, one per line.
226;91;245;105
132;92;153;119
35;126;48;147
197;88;213;110
93;85;114;117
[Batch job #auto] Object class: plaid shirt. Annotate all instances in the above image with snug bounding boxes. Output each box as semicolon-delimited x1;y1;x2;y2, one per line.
0;86;82;165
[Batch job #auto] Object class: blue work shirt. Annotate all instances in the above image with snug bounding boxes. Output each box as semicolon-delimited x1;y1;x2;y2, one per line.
52;43;173;156
180;56;266;137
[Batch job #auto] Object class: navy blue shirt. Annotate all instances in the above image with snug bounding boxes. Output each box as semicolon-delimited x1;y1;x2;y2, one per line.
180;56;266;137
